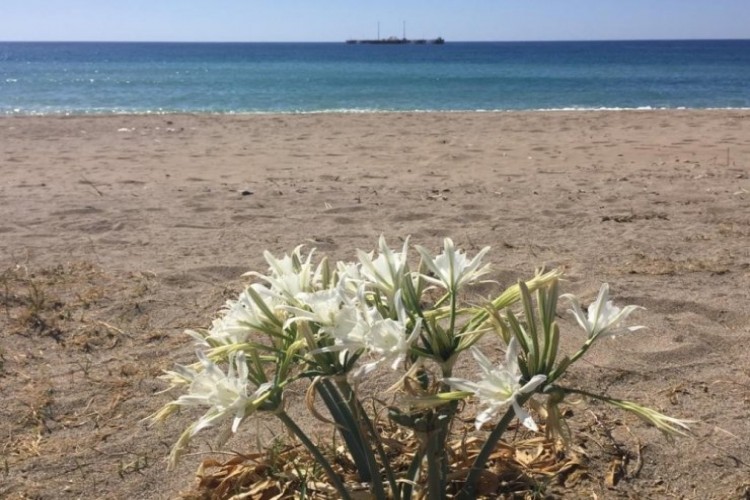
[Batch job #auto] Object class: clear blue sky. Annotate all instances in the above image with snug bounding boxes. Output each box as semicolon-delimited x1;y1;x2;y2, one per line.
2;0;749;42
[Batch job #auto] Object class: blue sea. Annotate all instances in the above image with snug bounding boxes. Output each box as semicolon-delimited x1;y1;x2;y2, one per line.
1;40;749;115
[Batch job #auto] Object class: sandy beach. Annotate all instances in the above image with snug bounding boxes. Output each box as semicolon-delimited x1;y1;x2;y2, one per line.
1;110;749;498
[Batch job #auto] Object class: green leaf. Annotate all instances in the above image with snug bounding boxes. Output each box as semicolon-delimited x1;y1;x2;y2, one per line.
245;285;284;328
544;322;560;373
519;281;541;373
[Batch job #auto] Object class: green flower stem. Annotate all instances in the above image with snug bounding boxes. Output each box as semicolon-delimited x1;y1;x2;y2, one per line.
456;392;533;500
448;291;457;345
335;379;396;500
464;270;561;333
401;446;426;500
425;429;446;500
316;380;372;483
276;410;352;500
418;387;458;500
433;291;451;308
539;281;559;374
434;399;459;497
555;386;692;437
540;322;560;376
356;403;399;499
546;336;596;385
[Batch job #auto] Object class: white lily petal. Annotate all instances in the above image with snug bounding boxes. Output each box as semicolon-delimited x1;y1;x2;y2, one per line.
475;405;499;430
471;347;499;378
417;238;491;292
512;400;539;431
504;337;521;368
519;374;547;394
565;284;644;339
446;342;545;432
443;377;481;394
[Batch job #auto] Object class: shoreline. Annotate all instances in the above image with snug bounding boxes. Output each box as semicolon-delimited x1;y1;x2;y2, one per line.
4;106;750;117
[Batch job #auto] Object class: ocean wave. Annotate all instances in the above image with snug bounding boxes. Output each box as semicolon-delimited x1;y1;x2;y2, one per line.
3;105;750;117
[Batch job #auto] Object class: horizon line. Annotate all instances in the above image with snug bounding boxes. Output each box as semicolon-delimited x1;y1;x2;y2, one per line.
2;37;749;44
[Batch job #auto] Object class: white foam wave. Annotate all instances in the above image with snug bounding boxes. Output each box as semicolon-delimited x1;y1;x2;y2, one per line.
3;105;750;117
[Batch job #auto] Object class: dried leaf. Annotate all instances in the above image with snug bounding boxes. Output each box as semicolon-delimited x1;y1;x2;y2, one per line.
515;444;544;466
605;458;625;488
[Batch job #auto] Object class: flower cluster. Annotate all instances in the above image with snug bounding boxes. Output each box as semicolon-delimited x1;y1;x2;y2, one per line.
150;236;692;499
153;237;501;460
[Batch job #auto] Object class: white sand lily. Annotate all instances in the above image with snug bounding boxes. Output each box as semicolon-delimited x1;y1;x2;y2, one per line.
416;238;490;293
186;284;279;346
354;291;422;377
357;235;410;297
157;351;273;468
444;338;546;431
283;284;360;338
172;351;271;436
563;283;644;340
246;246;319;302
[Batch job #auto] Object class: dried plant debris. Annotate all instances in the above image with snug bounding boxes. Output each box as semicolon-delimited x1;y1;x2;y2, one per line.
184;426;587;499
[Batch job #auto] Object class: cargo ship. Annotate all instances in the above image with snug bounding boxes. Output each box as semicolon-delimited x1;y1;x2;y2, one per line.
346;22;444;45
346;36;444;45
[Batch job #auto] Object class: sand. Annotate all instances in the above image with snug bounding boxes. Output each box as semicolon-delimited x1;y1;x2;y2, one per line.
1;110;749;498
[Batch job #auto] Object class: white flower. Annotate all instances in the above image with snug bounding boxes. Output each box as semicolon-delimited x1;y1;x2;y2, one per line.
562;284;644;340
292;282;370;370
172;351;271;436
246;246;319;302
416;238;491;292
283;285;361;341
357;235;410;296
188;284;279;346
354;291;421;377
367;317;420;370
444;338;546;431
335;260;365;300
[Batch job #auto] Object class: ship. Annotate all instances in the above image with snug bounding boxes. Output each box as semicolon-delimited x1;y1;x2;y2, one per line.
346;22;444;45
346;36;444;45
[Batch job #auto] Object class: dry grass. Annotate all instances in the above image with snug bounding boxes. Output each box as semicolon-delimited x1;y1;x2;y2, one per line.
0;261;209;499
183;424;590;499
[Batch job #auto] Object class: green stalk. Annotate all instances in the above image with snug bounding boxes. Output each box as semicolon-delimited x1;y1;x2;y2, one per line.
456;393;533;500
519;282;541;373
316;381;372;483
423;383;460;499
401;446;426;500
356;402;399;498
537;281;559;374
464;269;561;333
546;336;596;385
556;386;692;437
433;398;459;497
276;410;352;500
298;323;375;484
402;272;436;340
448;291;457;345
425;429;446;500
541;322;560;375
433;291;451;308
336;379;396;500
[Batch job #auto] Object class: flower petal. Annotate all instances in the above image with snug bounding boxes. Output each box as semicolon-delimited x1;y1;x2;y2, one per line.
518;374;547;394
443;377;480;394
512;400;539;431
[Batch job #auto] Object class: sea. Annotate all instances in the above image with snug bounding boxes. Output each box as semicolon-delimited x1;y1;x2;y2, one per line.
1;40;749;115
